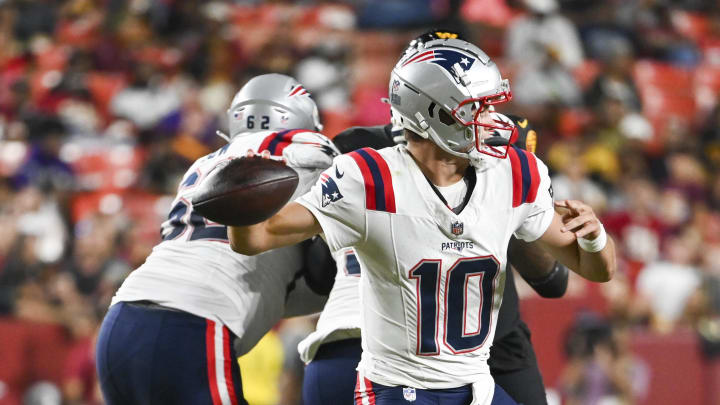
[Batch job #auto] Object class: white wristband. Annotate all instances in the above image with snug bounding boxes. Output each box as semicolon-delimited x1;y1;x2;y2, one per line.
577;223;607;253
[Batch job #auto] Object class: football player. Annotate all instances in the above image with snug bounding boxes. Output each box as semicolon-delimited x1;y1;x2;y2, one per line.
299;112;569;405
229;38;615;405
95;74;339;405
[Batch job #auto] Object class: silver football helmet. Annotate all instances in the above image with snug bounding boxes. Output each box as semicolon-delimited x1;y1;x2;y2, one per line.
389;38;513;163
225;74;323;140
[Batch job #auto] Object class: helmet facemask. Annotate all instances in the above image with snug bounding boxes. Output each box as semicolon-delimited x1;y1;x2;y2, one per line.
450;80;513;159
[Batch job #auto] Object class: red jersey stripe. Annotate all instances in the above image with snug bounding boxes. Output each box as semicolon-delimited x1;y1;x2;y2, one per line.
525;150;541;203
363;148;396;213
507;147;523;208
273;129;305;156
348;151;377;210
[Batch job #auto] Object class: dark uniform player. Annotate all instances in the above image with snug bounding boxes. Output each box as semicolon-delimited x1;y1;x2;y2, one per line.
301;113;569;405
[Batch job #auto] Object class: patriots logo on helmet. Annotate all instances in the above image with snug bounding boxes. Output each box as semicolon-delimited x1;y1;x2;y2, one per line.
402;49;475;83
288;85;309;97
321;172;343;207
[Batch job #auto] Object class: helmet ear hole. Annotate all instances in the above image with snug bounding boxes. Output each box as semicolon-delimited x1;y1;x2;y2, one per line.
438;109;456;126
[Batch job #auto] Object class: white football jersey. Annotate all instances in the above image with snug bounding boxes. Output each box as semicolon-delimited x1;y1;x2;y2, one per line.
297;247;362;363
296;144;554;390
112;129;338;356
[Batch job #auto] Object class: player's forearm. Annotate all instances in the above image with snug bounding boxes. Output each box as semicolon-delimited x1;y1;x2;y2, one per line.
575;235;616;282
228;223;272;256
228;202;321;255
509;237;569;298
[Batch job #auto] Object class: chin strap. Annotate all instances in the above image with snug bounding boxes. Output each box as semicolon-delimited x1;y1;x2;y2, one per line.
215;130;231;143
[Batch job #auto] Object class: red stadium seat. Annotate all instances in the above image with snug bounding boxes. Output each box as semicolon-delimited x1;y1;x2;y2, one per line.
67;145;145;192
633;61;698;137
87;73;127;119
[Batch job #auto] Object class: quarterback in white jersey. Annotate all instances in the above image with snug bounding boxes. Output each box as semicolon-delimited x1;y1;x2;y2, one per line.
296;142;553;390
228;40;615;405
96;74;338;405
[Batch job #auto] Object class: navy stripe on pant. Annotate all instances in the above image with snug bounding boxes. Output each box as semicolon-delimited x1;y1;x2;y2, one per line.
96;301;247;405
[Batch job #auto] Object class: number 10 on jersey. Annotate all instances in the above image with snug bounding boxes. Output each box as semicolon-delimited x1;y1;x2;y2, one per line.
409;256;499;355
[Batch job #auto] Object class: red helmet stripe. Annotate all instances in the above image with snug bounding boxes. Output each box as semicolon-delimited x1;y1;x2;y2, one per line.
402;50;434;67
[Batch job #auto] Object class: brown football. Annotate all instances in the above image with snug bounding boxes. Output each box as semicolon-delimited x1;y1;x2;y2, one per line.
192;157;299;226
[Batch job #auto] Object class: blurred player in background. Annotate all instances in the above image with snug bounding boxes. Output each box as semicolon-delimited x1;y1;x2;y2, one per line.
95;74;338;405
300;111;569;405
228;37;615;405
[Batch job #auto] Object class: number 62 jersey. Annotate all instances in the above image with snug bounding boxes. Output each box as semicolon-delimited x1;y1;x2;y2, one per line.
112;129;338;356
296;144;554;392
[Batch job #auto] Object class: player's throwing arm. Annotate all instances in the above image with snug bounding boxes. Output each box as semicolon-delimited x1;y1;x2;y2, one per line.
537;199;615;282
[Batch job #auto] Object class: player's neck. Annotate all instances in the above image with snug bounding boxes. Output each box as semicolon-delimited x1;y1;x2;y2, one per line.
406;140;469;186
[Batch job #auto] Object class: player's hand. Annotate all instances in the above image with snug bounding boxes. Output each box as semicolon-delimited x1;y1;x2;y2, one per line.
245;149;286;163
555;200;602;240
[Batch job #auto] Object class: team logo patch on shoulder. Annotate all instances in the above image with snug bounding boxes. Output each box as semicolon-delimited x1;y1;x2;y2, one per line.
403;387;416;401
321;173;343;207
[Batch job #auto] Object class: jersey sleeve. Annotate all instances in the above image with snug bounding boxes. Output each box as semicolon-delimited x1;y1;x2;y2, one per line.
296;154;367;252
513;155;555;242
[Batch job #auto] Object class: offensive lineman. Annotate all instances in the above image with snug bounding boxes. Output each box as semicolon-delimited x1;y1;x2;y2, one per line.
95;74;338;405
300;112;569;405
229;38;615;405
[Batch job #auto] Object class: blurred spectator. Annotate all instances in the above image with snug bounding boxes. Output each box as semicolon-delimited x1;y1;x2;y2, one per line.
603;178;664;269
700;103;720;170
511;50;583;107
295;41;351;112
67;214;129;305
110;63;182;129
550;140;608;213
615;0;700;65
507;0;583;108
585;43;642;112
560;314;649;405
635;232;702;333
505;0;584;70
12;116;75;191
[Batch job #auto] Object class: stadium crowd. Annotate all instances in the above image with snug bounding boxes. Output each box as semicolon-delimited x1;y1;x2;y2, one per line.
0;0;719;404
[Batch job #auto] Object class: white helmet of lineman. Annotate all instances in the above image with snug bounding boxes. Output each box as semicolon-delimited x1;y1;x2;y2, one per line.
222;73;323;141
388;38;513;164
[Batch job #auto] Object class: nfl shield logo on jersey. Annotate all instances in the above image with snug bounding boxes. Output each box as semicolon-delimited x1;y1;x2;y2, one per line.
403;387;416;402
451;221;464;236
320;173;343;207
